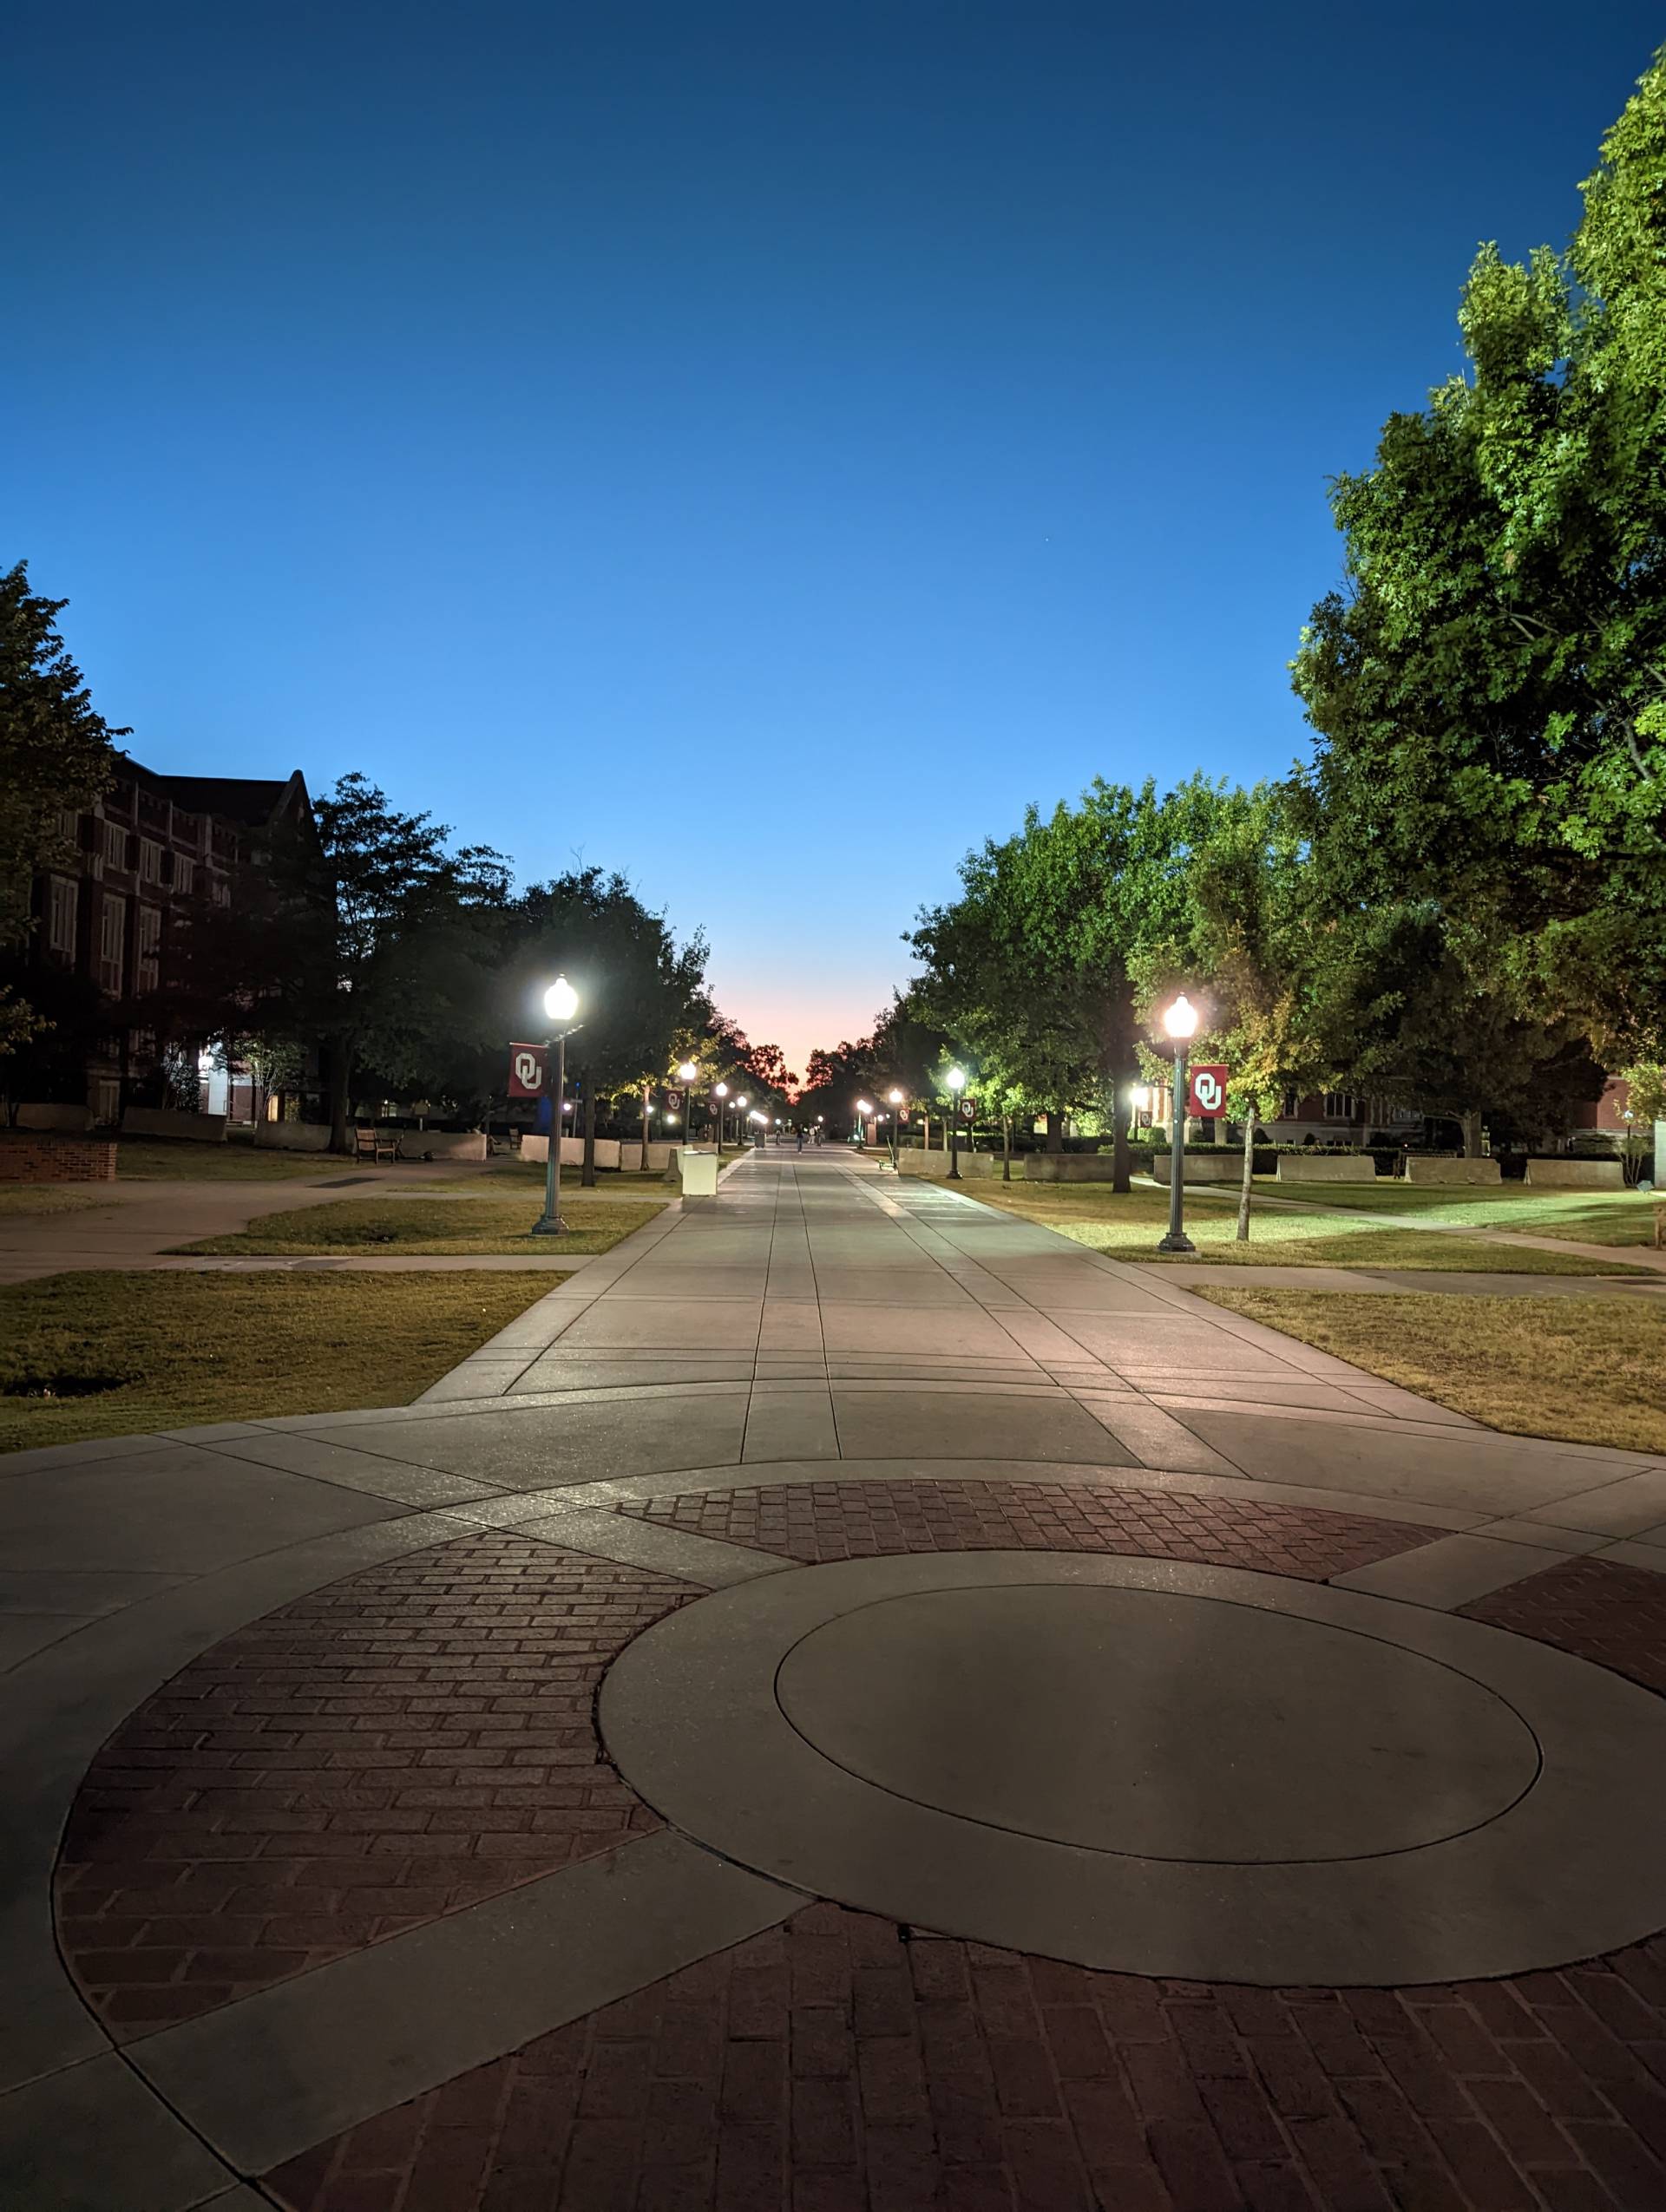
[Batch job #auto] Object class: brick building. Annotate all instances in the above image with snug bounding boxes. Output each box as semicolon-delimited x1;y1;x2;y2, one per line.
19;758;315;1125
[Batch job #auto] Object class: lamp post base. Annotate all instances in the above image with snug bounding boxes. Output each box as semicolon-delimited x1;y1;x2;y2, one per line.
1155;1230;1196;1253
530;1217;568;1238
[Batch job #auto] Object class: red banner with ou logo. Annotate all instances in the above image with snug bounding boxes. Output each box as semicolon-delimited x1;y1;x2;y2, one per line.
508;1043;547;1097
1186;1063;1229;1116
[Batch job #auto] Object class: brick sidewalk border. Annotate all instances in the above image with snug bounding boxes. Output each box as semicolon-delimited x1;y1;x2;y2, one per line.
55;1535;694;2036
267;1897;1666;2212
617;1477;1436;1581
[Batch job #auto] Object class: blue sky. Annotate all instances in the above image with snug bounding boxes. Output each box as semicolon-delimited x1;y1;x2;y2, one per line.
8;3;1659;1077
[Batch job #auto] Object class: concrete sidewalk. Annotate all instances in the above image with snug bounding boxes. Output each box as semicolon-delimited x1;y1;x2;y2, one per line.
3;1149;1664;2210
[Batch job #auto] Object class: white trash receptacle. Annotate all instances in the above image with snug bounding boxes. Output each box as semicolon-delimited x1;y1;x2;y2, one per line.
676;1146;719;1199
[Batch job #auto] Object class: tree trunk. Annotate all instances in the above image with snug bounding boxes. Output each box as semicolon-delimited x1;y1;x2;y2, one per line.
1236;1104;1255;1241
1460;1109;1484;1159
581;1076;598;1187
1001;1114;1013;1182
326;1044;352;1155
1045;1110;1064;1153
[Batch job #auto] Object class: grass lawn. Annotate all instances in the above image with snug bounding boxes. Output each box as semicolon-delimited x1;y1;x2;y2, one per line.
0;1272;556;1455
170;1194;665;1256
1270;1181;1661;1245
1195;1287;1666;1456
956;1181;1650;1275
0;1187;119;1220
116;1138;343;1181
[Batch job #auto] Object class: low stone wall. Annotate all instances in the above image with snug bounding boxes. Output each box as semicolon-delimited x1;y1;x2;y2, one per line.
616;1142;676;1173
0;1132;117;1181
1151;1152;1242;1184
1525;1157;1626;1189
1022;1154;1121;1182
521;1135;622;1169
247;1122;333;1153
1405;1157;1502;1185
121;1107;228;1144
14;1103;95;1133
897;1150;997;1178
1275;1155;1382;1184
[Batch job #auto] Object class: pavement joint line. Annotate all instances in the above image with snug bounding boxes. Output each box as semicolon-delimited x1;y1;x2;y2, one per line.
125;1831;803;2179
511;1503;793;1585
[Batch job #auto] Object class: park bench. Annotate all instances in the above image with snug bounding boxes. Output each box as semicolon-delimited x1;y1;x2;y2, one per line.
352;1126;400;1164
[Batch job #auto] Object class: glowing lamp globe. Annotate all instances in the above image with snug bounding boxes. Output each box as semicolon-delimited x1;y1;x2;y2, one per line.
543;977;579;1024
1162;994;1199;1042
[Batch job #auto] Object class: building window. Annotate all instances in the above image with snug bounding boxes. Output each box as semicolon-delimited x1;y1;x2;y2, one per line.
1280;1089;1299;1118
47;876;78;957
98;896;126;991
209;874;231;907
1322;1091;1356;1121
103;820;128;868
140;838;162;883
57;809;81;845
174;854;194;895
135;906;161;994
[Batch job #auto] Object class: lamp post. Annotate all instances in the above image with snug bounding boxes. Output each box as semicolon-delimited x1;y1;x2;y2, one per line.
946;1065;966;1180
675;1061;699;1150
1157;993;1199;1253
887;1087;904;1172
533;976;580;1237
713;1080;729;1150
855;1098;872;1150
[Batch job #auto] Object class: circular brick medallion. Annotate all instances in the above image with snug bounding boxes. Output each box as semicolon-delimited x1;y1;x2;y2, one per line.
600;1550;1666;1986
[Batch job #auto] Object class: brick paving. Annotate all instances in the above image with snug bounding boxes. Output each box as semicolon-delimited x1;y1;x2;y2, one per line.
1462;1558;1666;1695
617;1478;1435;1581
54;1534;693;2036
266;1898;1666;2212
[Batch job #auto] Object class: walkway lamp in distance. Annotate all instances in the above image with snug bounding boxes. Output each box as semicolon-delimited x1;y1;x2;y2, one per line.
946;1066;966;1181
1157;993;1199;1253
534;975;580;1238
887;1087;904;1172
676;1060;700;1147
713;1080;729;1149
856;1098;872;1149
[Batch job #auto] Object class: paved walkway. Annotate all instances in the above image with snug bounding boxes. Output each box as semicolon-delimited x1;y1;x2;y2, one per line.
3;1150;1666;2210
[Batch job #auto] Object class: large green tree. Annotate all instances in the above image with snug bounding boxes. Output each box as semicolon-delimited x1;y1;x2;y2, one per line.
1291;48;1666;1063
0;565;120;1054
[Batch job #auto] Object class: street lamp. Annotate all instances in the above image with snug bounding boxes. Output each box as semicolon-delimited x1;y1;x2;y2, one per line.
887;1086;904;1172
737;1095;749;1147
713;1080;729;1149
1157;993;1199;1253
534;976;580;1237
676;1060;699;1148
946;1065;966;1181
855;1098;872;1149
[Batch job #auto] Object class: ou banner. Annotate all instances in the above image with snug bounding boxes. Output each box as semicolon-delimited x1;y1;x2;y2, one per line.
1186;1063;1229;1117
508;1042;547;1097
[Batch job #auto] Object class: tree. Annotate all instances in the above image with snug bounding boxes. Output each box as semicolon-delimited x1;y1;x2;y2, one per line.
308;776;509;1150
0;564;121;1050
510;869;706;1184
1291;49;1666;1064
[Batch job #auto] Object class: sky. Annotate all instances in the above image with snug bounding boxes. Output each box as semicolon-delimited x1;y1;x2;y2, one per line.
8;4;1661;1080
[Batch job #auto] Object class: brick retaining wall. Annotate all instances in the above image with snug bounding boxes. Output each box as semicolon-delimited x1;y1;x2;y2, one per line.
0;1131;118;1181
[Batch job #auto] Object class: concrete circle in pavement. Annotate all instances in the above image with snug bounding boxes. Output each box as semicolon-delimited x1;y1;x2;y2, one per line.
600;1549;1666;1985
773;1583;1538;1864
